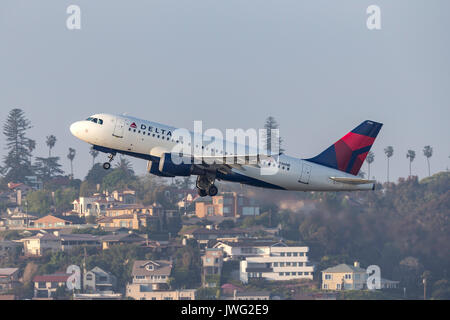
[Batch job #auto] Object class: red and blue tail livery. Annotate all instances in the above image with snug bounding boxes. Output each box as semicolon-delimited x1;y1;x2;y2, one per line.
306;120;383;175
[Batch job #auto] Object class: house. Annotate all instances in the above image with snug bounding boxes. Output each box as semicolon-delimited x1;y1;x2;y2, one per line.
213;239;280;260
0;240;22;258
321;262;368;290
31;215;84;229
58;233;101;251
33;273;70;298
71;190;137;218
110;189;136;204
20;232;100;256
239;242;315;283
104;203;162;217
100;233;146;250
0;268;20;293
202;248;224;287
21;233;60;256
233;290;271;300
2;209;38;229
181;227;249;246
126;259;184;300
321;262;399;291
195;192;260;218
83;267;117;294
126;287;196;300
129;260;172;290
7;182;33;206
97;213;159;230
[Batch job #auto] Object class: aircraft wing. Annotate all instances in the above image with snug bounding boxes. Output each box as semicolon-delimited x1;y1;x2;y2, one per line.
192;154;272;173
329;177;375;185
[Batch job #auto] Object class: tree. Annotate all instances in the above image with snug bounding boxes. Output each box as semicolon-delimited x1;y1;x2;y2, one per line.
1;108;34;182
34;157;64;181
263;116;284;155
406;150;416;177
67;148;76;178
114;156;134;176
366;151;375;179
89;147;99;167
26;190;52;216
423;146;433;177
46;135;57;157
384;146;394;182
85;163;109;185
27;139;36;164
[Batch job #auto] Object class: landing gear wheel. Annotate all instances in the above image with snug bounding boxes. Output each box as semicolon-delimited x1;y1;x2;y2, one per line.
208;185;218;197
103;162;111;170
198;189;208;197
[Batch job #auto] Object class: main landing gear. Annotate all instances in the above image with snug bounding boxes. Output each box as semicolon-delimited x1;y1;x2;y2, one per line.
103;153;115;170
196;175;218;197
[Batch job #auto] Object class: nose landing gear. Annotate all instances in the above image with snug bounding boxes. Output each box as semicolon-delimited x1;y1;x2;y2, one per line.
103;153;116;170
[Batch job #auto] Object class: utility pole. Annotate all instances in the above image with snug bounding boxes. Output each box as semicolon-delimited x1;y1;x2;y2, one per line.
423;277;427;300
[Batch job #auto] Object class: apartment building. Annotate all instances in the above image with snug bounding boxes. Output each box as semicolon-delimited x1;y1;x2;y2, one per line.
201;248;224;287
195;192;260;218
213;240;279;260
238;242;315;283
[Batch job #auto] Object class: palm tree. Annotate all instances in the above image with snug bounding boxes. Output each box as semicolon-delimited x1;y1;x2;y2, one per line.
366;151;375;179
115;156;134;176
67;148;76;178
27;139;36;164
46;135;57;157
89;147;99;167
423;146;433;177
384;146;394;182
406;150;416;177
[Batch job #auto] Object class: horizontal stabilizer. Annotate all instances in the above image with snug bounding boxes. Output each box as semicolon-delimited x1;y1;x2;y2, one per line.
329;177;375;185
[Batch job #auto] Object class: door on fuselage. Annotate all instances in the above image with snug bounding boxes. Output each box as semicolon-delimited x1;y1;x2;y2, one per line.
298;162;312;184
112;118;125;138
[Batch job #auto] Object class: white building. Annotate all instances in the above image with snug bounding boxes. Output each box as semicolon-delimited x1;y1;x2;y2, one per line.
239;242;314;283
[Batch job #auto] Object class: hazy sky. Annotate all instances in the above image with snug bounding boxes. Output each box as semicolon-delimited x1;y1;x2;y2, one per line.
1;0;449;181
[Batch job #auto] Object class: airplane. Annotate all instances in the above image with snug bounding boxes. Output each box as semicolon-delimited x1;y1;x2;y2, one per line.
70;114;382;197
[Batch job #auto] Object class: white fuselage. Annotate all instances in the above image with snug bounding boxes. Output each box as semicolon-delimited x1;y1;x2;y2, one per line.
70;113;374;192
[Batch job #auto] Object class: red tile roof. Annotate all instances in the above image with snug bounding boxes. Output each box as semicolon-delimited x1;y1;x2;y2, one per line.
33;273;70;283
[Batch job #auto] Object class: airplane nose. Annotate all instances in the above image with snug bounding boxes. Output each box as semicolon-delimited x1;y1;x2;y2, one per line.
70;121;82;137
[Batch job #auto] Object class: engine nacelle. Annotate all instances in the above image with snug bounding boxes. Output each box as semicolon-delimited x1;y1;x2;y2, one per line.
158;153;193;176
147;160;175;177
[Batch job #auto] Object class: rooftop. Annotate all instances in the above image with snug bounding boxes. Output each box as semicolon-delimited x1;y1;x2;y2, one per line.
322;263;366;274
131;260;172;277
0;268;19;276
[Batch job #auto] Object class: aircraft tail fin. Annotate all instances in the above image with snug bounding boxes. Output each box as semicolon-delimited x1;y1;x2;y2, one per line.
306;120;383;175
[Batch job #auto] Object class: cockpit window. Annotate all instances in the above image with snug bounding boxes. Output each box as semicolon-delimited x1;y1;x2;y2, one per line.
85;117;103;125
